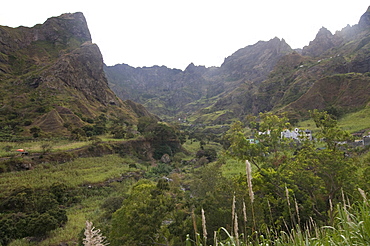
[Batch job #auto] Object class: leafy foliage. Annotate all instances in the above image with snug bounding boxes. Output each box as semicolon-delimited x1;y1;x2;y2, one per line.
223;111;361;233
110;179;176;245
0;185;69;245
137;117;183;159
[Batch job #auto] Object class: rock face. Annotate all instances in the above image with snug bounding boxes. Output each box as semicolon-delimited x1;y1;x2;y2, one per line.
0;12;90;63
0;12;153;137
105;37;293;120
42;41;118;105
302;27;335;57
106;6;370;123
253;6;370;119
220;37;293;83
359;6;370;29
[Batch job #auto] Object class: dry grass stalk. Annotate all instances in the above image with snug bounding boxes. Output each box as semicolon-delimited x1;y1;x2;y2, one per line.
341;189;347;208
234;212;240;246
294;195;300;226
231;193;236;237
83;220;109;246
246;160;257;231
358;188;368;205
245;160;254;203
202;208;207;243
267;199;273;222
285;184;295;226
285;184;290;207
341;189;351;222
329;197;334;225
242;199;247;223
191;208;199;245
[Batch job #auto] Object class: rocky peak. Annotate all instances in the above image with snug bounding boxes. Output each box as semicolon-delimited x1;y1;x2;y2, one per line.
302;27;335;57
0;12;152;137
0;12;91;55
185;62;196;71
359;6;370;30
184;62;207;74
220;37;293;83
36;12;91;44
42;41;118;105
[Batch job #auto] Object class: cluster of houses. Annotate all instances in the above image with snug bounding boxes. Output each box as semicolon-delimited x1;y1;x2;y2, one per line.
280;128;312;141
351;132;370;146
253;127;370;147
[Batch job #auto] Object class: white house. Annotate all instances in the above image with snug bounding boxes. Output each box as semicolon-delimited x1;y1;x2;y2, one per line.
281;128;312;141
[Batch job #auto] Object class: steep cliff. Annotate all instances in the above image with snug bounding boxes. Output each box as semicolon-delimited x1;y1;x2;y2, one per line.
255;6;370;119
105;37;292;120
0;12;152;138
193;6;370;123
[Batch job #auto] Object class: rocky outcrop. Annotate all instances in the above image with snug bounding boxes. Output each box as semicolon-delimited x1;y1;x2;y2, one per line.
220;37;293;84
359;6;370;30
187;6;370;122
0;12;91;65
302;27;335;57
41;41;119;105
0;12;154;138
105;38;293;119
287;73;370;113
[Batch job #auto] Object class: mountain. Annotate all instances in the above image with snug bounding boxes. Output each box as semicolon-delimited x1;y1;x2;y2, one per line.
254;6;370;119
106;6;370;125
0;12;153;139
105;37;293;120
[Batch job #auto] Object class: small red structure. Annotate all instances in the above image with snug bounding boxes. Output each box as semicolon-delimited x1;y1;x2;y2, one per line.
16;149;28;155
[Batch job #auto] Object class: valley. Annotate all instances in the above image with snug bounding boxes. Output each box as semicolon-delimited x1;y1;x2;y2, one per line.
0;6;370;246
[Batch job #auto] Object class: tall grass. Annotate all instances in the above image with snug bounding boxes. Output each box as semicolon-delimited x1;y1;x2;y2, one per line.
297;106;370;134
4;154;138;246
0;155;135;197
338;107;370;133
8;195;110;246
188;189;370;245
0;140;91;157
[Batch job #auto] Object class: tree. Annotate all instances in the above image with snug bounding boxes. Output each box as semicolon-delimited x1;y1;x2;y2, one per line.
137;116;157;135
30;126;41;138
110;179;175;246
0;185;68;244
224;112;292;169
224;111;359;232
310;109;352;151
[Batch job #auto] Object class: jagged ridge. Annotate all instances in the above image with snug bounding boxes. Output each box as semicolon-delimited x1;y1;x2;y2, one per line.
106;6;370;124
0;12;153;138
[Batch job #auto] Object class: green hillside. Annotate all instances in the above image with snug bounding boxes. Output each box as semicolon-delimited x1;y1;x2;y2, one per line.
1;6;370;246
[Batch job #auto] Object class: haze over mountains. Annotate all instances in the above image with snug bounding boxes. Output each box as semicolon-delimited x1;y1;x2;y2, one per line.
0;6;369;140
105;6;370;124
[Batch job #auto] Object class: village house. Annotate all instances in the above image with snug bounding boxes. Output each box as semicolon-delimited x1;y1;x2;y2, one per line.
256;128;312;142
281;128;312;141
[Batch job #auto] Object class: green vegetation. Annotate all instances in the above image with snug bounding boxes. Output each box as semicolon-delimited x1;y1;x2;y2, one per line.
0;185;69;245
298;106;370;134
1;110;370;246
0;155;132;192
2;8;370;245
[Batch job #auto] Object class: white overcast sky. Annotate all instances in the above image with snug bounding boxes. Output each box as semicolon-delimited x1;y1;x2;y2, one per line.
1;1;369;70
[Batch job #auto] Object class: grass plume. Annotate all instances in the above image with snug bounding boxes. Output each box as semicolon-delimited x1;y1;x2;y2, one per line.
83;220;109;246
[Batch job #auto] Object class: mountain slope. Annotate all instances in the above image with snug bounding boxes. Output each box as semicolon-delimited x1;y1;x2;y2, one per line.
195;6;370;123
0;12;153;139
256;6;370;119
105;37;293;120
105;6;370;125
